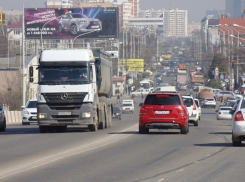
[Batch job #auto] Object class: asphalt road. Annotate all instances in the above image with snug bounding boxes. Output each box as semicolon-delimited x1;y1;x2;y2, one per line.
0;76;244;182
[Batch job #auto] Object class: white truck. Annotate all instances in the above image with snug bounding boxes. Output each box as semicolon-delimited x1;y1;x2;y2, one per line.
29;49;113;133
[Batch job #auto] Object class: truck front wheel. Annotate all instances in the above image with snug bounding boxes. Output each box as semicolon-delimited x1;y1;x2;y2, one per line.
39;126;47;133
89;124;97;132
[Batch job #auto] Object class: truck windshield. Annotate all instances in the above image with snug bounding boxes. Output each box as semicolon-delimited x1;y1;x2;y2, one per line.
39;66;89;84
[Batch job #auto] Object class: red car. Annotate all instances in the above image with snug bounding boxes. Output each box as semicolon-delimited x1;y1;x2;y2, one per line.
139;92;189;134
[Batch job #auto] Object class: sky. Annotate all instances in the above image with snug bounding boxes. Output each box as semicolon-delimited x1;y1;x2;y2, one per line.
1;0;223;21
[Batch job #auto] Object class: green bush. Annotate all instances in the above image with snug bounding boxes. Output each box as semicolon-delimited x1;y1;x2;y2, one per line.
210;79;221;89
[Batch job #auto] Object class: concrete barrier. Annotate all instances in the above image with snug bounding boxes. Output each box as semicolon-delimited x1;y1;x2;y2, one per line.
5;111;22;124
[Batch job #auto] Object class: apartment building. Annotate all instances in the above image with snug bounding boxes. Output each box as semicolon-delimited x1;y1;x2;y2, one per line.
163;9;188;37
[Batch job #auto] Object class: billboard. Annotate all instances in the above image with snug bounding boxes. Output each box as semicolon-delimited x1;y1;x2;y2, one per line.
25;8;118;39
119;59;144;73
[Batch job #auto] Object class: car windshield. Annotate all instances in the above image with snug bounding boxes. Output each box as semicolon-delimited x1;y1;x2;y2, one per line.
39;66;89;84
26;101;37;108
71;13;88;18
220;108;232;111
145;95;181;105
123;104;133;107
113;107;120;111
182;98;194;106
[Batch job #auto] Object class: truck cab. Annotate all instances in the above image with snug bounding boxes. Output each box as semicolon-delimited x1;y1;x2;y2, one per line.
29;49;112;133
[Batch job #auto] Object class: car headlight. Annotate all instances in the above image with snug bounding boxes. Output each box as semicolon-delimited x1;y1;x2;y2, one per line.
82;112;91;118
116;113;119;115
38;113;47;119
23;110;29;115
122;108;125;110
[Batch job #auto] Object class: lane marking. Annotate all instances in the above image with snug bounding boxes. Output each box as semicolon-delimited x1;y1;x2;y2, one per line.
158;179;165;181
176;168;184;172
0;124;138;179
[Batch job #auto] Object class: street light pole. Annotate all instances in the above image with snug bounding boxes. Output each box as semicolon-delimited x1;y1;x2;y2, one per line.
22;0;26;106
72;29;101;48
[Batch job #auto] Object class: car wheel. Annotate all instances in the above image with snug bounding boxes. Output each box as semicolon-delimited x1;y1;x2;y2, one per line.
59;24;63;33
0;119;6;132
232;133;241;146
139;125;149;134
194;120;198;126
199;116;201;120
119;115;122;120
181;121;188;134
39;126;47;133
70;24;78;35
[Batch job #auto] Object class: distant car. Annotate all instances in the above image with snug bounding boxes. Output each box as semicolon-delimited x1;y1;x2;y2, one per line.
232;97;245;146
0;105;6;132
201;98;216;108
177;82;187;91
192;83;202;92
158;82;169;87
216;106;232;120
59;13;102;35
226;97;237;106
167;72;174;77
131;89;150;97
112;107;121;120
122;103;134;114
139;92;189;134
215;91;235;101
213;89;222;95
182;96;199;126
21;99;37;125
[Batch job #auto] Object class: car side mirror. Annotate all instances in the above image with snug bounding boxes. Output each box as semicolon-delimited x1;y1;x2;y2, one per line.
21;106;25;109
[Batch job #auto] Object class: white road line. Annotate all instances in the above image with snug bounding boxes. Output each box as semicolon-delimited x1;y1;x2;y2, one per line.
158;179;165;182
176;168;184;172
0;124;138;179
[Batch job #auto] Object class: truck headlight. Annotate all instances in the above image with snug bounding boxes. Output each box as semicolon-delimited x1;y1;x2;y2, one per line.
39;113;47;119
82;112;91;118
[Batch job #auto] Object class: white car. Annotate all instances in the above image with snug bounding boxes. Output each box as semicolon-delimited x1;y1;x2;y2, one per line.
232;98;245;146
21;99;37;125
194;99;201;120
201;98;216;108
131;89;150;97
122;103;134;114
216;106;232;120
182;96;199;126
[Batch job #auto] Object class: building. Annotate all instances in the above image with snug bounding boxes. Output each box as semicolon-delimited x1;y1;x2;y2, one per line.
4;9;22;25
0;24;7;58
46;0;72;8
206;9;223;18
188;22;201;35
138;9;163;18
128;0;139;17
225;0;245;17
163;9;188;37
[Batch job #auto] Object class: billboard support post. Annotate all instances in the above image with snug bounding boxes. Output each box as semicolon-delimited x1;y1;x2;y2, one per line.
22;0;26;107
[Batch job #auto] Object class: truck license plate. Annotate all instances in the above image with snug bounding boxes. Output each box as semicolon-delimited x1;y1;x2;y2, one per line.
155;111;170;115
58;112;71;115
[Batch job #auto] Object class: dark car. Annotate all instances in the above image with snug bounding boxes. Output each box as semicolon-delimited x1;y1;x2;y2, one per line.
112;107;121;120
59;13;102;35
167;71;174;77
139;92;189;134
0;105;6;132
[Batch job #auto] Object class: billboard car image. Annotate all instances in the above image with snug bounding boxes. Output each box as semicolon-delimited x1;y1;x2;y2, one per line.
25;8;118;39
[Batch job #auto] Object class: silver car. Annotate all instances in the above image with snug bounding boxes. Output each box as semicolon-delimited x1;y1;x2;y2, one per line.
59;13;102;35
216;106;232;120
232;98;245;146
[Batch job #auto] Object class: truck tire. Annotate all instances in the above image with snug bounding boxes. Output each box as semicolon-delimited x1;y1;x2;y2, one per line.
39;126;47;133
89;124;97;132
0;119;6;132
56;126;67;132
98;105;105;130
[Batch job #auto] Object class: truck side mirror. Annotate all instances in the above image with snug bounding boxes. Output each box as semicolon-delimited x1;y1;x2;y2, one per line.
96;65;102;82
29;66;34;83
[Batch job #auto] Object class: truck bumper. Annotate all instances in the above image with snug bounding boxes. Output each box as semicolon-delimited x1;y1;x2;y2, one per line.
37;103;94;126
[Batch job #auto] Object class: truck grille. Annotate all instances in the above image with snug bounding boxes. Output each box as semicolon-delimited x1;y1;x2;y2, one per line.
42;93;87;110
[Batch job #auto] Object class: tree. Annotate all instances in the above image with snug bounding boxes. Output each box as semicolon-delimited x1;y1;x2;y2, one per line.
208;53;227;79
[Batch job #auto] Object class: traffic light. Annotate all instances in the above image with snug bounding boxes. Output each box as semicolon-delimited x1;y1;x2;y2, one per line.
232;61;235;68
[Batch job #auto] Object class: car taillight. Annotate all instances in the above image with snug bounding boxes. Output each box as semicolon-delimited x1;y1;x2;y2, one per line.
140;107;147;114
178;106;186;116
218;112;221;114
234;111;244;121
193;103;196;110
